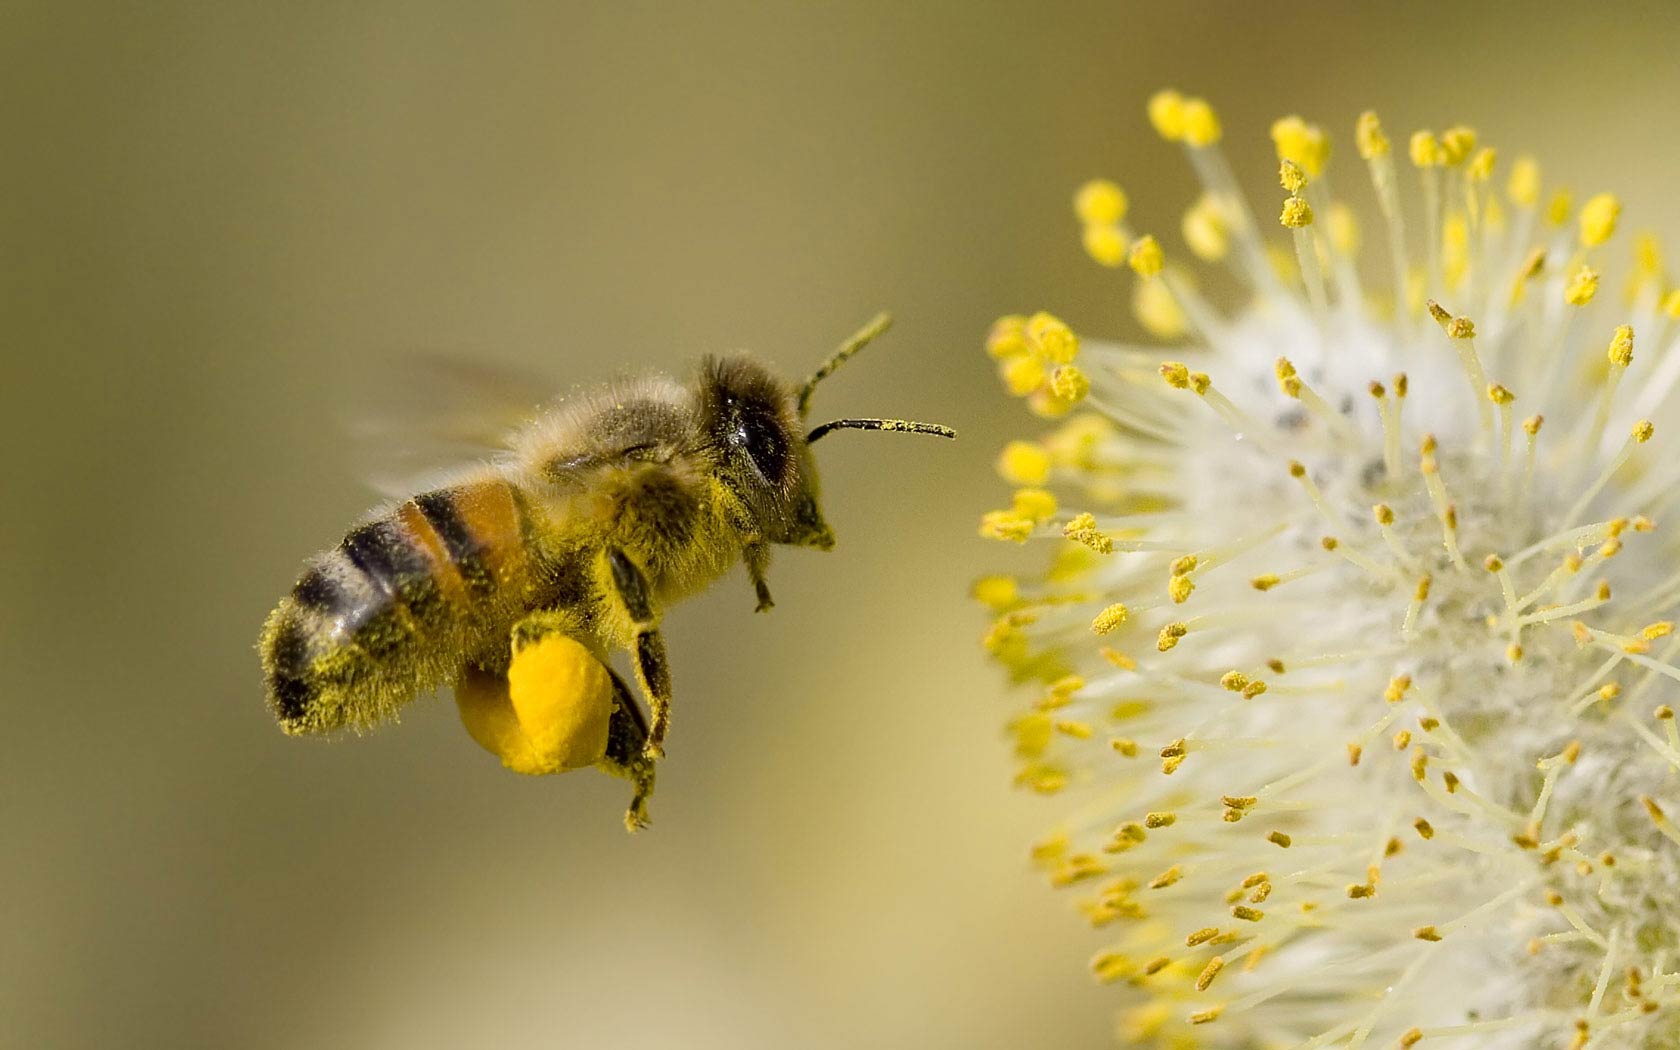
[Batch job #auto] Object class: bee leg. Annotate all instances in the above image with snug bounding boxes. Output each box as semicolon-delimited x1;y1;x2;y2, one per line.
744;540;774;613
606;547;673;761
598;668;657;831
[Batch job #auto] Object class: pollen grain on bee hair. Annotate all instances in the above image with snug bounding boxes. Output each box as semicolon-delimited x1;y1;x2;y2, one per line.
978;90;1680;1048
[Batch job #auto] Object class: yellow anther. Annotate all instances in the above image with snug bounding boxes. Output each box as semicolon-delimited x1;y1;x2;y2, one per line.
1111;737;1139;757
1169;555;1198;575
1384;675;1413;703
1507;643;1524;663
1508;156;1541;207
1355;110;1389;159
1251;574;1280;591
1055;719;1093;739
1394;729;1412;750
1011;487;1058;523
1579;192;1622;247
1242;681;1267;699
1064;512;1114;554
1547;188;1574;227
1414;818;1435;839
1182;194;1230;262
1049;364;1090;403
1659;705;1676;721
1523;414;1544;436
1414;925;1442;942
1565;265;1599;305
1400;1028;1424;1049
970;575;1018;610
979;510;1035;543
1156;622;1188;652
1634;419;1655;443
1487;384;1515;405
1409;130;1442;168
1468;146;1497;181
1664;289;1680;319
1157;362;1197;395
1220;671;1250;692
1091;603;1130;636
1644;621;1675;640
1484;554;1505;573
1025;312;1078;363
1169;574;1195;604
1231;905;1263;922
1278;158;1307;194
1081;224;1127;268
1181;97;1222;146
1414;576;1432;601
1426;299;1454;329
1374;504;1395;526
1446;316;1475;340
1520;247;1547;280
985;315;1030;360
1347;882;1376;899
1001;353;1046;396
1195;956;1226;991
1128;234;1164;277
1149;865;1184;889
1608;324;1635;367
1394;373;1409;398
1439;125;1477;165
1265;829;1294;850
1074;179;1129;227
1280;196;1313;228
1146;89;1187;141
1271;115;1329;176
1410;748;1429;781
997;441;1051;485
1145;811;1177;829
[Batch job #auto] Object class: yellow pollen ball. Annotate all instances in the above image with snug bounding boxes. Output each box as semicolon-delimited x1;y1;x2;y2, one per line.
1579;192;1622;247
1279;159;1306;193
1633;419;1655;443
1608;324;1635;367
985;315;1029;359
1049;365;1090;403
1147;89;1187;141
1409;130;1442;168
1182;195;1230;261
1027;311;1079;363
1508;156;1541;207
1355;111;1390;160
1565;266;1599;305
970;575;1018;610
1001;353;1045;397
1091;603;1130;635
1547;188;1573;227
1271;115;1330;177
1081;224;1127;268
1181;97;1222;146
997;441;1052;485
1128;234;1165;277
1439;125;1477;166
1074;179;1129;226
1280;196;1313;228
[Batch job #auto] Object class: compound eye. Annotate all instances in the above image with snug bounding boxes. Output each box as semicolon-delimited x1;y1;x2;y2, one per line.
733;402;790;484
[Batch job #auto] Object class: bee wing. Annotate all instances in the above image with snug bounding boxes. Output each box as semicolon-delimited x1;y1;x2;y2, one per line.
342;351;561;499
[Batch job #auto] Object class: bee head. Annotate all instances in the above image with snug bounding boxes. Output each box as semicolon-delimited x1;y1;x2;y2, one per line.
699;314;954;551
698;354;834;550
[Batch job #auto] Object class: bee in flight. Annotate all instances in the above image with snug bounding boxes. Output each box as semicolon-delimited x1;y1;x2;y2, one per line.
259;314;952;830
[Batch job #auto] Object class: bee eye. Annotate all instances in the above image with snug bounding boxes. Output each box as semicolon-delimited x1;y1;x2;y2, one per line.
732;403;789;484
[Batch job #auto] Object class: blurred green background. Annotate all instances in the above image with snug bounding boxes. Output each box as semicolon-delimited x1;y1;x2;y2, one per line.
7;3;1680;1047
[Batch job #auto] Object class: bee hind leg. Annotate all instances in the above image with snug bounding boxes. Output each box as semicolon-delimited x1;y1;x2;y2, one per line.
599;667;657;832
606;547;673;761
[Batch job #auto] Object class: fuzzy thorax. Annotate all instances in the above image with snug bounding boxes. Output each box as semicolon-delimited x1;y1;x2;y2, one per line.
980;92;1680;1048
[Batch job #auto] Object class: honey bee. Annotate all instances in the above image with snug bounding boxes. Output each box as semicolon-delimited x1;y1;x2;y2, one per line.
259;314;952;829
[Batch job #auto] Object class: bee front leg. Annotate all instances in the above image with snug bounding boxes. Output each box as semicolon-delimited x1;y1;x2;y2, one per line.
744;540;774;613
606;547;673;761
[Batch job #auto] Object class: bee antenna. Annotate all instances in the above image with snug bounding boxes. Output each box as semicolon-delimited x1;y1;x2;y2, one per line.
796;311;894;418
806;418;956;443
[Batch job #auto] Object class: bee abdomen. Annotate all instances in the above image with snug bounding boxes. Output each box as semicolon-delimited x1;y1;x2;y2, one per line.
261;479;535;735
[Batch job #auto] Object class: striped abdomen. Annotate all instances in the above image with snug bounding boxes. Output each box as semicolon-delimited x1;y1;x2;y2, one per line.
261;479;537;735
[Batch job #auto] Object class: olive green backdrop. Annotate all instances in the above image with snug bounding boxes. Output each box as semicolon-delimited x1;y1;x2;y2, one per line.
6;2;1680;1047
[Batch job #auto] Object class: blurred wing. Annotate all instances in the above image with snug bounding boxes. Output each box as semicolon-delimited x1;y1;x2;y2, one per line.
341;352;561;499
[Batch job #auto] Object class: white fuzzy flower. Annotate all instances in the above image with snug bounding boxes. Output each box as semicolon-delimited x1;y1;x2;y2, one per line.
978;91;1680;1048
